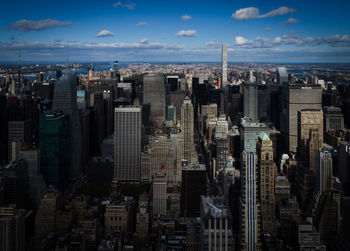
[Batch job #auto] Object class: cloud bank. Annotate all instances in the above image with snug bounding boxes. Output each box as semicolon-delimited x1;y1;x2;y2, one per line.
1;39;349;63
8;19;72;32
232;6;295;20
233;34;350;48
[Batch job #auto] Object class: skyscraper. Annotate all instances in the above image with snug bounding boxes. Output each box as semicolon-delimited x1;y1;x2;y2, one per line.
343;96;350;128
19;149;47;209
39;111;70;188
167;105;176;122
215;115;228;173
181;164;207;217
248;71;254;83
0;205;26;251
240;152;261;251
8;119;31;161
0;95;7;163
256;132;276;233
277;67;288;85
35;190;61;242
1;160;30;210
181;97;195;163
141;103;151;134
243;83;258;122
323;106;344;132
135;193;149;245
113;60;119;73
153;174;167;216
114;107;141;182
222;44;227;88
258;84;278;122
316;147;333;194
192;76;208;118
169;90;186;122
240;118;278;153
313;191;340;241
256;69;262;85
200;195;233;251
143;73;166;128
142;135;176;182
337;141;350;195
52;74;82;180
167;75;179;92
111;60;120;80
297;109;323;172
280;84;322;152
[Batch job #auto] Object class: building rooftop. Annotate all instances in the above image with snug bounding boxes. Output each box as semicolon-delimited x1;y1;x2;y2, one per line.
41;111;64;118
259;132;270;141
241;117;268;128
201;195;228;218
275;176;290;186
182;163;206;171
226;161;233;168
299;109;322;112
114;106;140;112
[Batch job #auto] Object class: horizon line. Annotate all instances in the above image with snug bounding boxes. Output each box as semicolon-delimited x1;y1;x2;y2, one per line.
1;60;350;65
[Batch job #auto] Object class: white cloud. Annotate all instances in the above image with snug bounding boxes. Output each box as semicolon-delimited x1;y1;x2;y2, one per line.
8;19;72;32
139;38;148;44
205;41;220;48
176;30;197;38
233;34;350;48
181;15;192;21
124;3;136;10
136;22;147;27
273;37;282;43
113;1;135;10
260;6;296;18
235;36;250;45
284;17;299;24
232;7;260;20
96;30;114;37
113;1;122;7
232;6;295;20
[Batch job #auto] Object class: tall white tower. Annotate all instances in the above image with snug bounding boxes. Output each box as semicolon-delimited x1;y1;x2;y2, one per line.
222;44;227;88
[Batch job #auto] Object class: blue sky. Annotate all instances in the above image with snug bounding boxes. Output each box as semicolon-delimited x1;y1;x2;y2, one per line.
1;0;350;62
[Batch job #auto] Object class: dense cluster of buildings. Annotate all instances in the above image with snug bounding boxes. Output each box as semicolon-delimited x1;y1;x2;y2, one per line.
0;46;350;250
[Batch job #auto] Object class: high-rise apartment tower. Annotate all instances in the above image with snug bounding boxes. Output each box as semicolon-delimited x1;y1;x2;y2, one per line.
114;107;141;182
222;44;227;88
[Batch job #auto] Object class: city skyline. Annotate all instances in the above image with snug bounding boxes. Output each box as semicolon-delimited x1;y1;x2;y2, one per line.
1;0;350;62
1;1;350;250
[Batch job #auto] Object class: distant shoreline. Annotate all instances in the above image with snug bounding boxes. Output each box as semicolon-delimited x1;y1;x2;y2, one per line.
1;61;350;66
